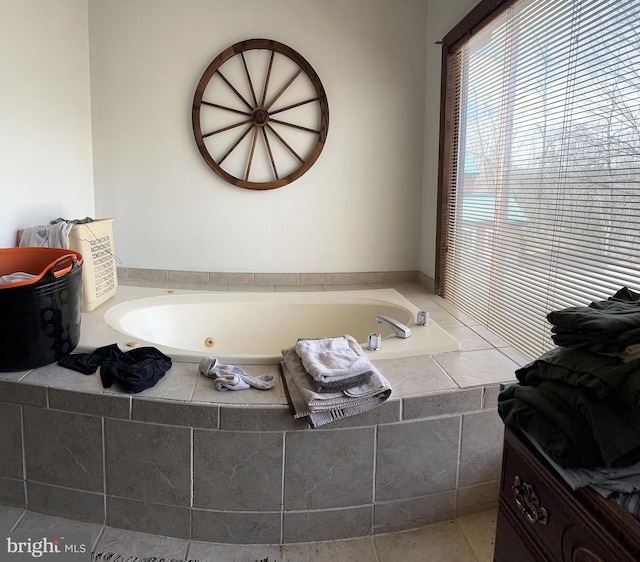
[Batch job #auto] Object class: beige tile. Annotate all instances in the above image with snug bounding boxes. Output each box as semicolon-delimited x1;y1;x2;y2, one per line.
372;355;457;397
374;520;478;562
444;326;494;351
167;269;208;284
425;305;466;329
282;536;377;561
227;284;275;292
0;505;24;534
469;325;511;348
323;283;369;291
181;282;227;291
96;526;188;559
457;509;498;562
344;271;388;284
456;481;500;517
381;271;419;284
300;272;345;285
255;272;300;285
208;272;254;285
15;511;104;551
188;541;281;562
435;349;519;388
275;284;324;292
498;346;534;367
136;280;184;289
128;268;168;282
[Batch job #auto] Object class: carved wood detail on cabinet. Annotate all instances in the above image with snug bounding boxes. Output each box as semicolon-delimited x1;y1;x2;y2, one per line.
494;428;640;562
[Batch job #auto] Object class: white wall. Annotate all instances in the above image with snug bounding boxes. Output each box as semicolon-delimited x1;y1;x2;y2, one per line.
89;0;429;273
0;0;94;248
419;0;479;281
0;0;479;278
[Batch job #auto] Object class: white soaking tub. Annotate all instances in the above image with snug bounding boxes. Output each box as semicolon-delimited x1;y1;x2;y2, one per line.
78;286;460;363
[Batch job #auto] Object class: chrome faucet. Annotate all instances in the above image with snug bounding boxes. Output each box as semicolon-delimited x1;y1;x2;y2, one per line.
376;315;412;339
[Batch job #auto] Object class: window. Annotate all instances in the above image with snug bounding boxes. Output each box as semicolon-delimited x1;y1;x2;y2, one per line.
438;0;640;359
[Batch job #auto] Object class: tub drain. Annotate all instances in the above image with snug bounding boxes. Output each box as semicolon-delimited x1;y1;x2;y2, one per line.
205;337;215;348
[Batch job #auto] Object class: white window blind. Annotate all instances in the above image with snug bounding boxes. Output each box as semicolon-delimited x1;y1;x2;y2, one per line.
439;0;640;359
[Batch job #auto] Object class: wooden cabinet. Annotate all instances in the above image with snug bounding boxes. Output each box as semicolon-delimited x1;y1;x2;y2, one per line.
494;428;640;562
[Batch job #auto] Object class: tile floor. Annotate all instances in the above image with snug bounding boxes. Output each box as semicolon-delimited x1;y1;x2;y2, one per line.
0;504;496;561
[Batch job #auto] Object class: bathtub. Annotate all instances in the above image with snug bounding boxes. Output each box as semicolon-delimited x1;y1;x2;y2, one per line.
78;286;460;363
6;283;508;545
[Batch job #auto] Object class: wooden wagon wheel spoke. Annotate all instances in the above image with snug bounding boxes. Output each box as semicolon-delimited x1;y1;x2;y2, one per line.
201;100;251;116
268;118;320;135
240;52;259;107
244;127;260;181
266;124;304;164
265;68;303;111
192;38;329;190
261;128;279;179
269;97;319;116
216;70;254;111
260;50;275;107
218;124;254;165
202;119;252;139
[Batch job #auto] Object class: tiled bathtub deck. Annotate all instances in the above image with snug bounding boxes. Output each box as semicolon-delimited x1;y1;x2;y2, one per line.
0;281;525;547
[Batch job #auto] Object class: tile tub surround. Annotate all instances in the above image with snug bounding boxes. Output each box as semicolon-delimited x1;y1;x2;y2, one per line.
0;282;523;544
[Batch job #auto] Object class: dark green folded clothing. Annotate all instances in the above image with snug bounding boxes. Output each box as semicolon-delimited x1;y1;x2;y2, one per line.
515;346;639;399
498;381;640;468
498;383;601;468
550;326;640;353
615;373;640;408
547;288;640;352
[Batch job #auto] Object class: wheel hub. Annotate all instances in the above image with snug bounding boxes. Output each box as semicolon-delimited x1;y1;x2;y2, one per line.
252;108;269;126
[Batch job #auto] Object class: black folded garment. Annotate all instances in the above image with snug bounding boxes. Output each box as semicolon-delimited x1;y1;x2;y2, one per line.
58;344;172;393
548;287;640;352
58;343;122;374
515;346;639;400
498;381;640;469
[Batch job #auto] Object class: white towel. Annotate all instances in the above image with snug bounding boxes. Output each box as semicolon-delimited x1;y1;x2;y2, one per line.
281;346;391;410
294;335;372;382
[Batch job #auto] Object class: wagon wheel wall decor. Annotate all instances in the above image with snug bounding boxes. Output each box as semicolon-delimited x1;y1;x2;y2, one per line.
192;39;329;190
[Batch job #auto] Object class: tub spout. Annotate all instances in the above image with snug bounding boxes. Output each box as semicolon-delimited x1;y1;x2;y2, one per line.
376;315;412;339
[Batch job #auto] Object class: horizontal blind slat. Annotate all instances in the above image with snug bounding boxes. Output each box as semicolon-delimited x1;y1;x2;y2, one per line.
440;0;640;359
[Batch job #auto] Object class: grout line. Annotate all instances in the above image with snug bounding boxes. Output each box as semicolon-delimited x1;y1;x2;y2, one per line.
280;431;286;545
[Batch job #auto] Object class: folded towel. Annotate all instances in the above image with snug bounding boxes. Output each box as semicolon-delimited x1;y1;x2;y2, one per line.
312;371;372;393
281;346;391;410
294;335;373;382
279;360;391;428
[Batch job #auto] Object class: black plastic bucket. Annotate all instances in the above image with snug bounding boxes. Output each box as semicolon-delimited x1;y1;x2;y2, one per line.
0;248;83;371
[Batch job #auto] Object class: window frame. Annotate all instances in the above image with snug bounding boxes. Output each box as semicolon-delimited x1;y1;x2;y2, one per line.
435;0;520;294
